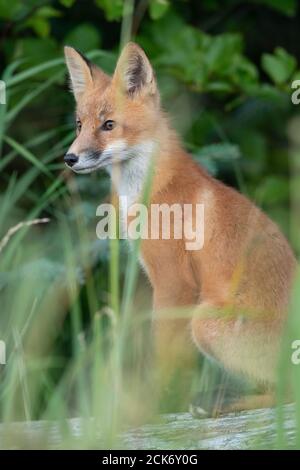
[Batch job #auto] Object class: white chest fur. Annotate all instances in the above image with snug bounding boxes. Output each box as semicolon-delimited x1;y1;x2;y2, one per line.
105;138;155;252
106;139;155;208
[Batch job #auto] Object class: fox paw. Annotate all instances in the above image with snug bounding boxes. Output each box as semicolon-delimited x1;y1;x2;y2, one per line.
189;388;240;419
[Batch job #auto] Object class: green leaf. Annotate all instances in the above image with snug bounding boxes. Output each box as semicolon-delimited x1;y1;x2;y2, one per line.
204;34;243;74
262;47;297;84
255;176;290;205
24;6;61;38
0;0;23;19
149;0;170;20
292;70;300;82
247;83;284;102
95;0;124;21
205;81;234;93
194;156;218;175
256;0;297;17
64;23;102;52
25;17;51;38
35;6;62;18
194;143;241;162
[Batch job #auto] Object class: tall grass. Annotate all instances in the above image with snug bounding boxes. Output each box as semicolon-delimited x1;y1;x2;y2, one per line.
0;7;160;449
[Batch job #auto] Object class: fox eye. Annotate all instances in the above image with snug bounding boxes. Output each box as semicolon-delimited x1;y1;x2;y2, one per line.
76;119;82;132
102;120;115;131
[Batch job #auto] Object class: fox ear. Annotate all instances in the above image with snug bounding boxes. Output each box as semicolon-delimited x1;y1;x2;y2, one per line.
64;46;93;100
113;42;157;98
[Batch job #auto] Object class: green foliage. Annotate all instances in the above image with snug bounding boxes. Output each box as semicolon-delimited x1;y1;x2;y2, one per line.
0;0;300;449
24;6;62;38
140;12;260;95
0;0;24;20
149;0;170;20
255;175;290;205
64;23;102;51
262;47;297;85
95;0;124;21
192;143;241;175
59;0;76;6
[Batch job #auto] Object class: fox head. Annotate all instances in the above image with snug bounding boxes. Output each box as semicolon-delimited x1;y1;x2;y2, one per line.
64;42;161;174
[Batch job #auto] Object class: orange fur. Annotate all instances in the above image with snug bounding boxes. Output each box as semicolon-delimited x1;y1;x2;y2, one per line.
64;43;297;412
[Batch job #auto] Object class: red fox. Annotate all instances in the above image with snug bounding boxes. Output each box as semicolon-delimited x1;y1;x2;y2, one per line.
64;42;297;416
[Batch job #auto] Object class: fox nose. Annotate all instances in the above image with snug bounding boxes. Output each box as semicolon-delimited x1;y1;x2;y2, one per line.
64;153;78;167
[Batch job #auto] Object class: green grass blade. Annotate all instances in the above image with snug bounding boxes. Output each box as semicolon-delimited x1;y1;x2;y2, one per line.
6;71;64;124
4;135;53;178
